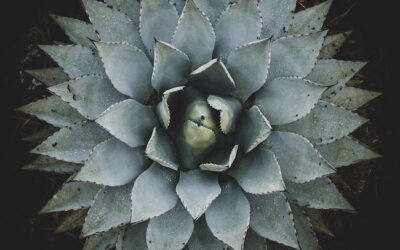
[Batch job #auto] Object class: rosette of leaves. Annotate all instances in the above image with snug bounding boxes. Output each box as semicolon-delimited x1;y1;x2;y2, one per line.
18;0;382;249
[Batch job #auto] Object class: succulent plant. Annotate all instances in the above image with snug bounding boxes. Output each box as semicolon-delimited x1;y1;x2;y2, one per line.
18;0;382;249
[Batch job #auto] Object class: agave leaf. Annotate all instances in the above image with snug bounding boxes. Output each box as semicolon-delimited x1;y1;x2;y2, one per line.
152;41;190;93
193;0;229;24
285;0;333;35
83;227;121;250
248;192;299;249
259;0;297;39
75;139;148;186
96;99;157;148
55;209;88;233
156;87;185;129
82;0;145;51
25;67;69;87
145;127;179;170
31;122;111;164
96;42;153;103
170;0;186;14
16;95;85;127
105;0;140;23
227;39;271;101
268;31;327;80
316;136;381;168
49;75;126;120
171;0;216;69
22;127;59;143
131;163;178;223
205;181;250;250
38;45;105;78
277;101;368;145
236;106;272;153
255;77;326;125
303;208;334;236
285;177;354;211
140;0;179;56
244;229;266;250
319;31;352;59
290;203;320;250
214;0;261;60
306;59;367;87
50;15;98;48
199;145;238;172
321;84;381;110
190;58;235;95
40;182;101;213
207;95;241;134
187;217;226;250
115;230;124;250
231;148;285;194
122;222;148;250
176;169;221;219
146;202;194;250
23;156;81;174
265;131;335;183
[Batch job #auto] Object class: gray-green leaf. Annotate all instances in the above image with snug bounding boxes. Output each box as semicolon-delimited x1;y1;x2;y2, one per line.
25;67;69;87
194;0;229;24
23;156;81;174
199;145;238;172
244;229;266;250
122;222;148;250
104;0;140;22
83;227;121;250
55;209;87;233
319;31;352;59
145;127;179;170
156;86;185;129
187;217;226;250
290;203;320;250
207;95;242;134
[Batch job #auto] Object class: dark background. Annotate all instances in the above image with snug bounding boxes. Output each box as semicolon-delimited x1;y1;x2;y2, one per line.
1;0;395;249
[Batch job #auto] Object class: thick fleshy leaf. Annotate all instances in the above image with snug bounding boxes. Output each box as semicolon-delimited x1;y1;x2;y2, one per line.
227;39;271;101
285;0;333;35
156;86;185;129
206;181;250;250
290;203;320;250
306;59;367;87
286;177;354;210
38;45;105;78
248;192;299;249
188;217;226;250
259;0;297;39
104;0;140;21
96;99;157;148
146;203;194;250
22;127;58;143
316;136;381;168
244;229;266;250
75;139;148;186
40;182;100;213
49;75;126;120
83;228;121;250
214;0;262;60
17;95;85;127
96;42;153;103
131;163;178;223
145;127;179;170
321;83;381;110
23;156;81;174
25;67;69;87
122;222;148;250
171;0;216;69
176;169;221;219
236;106;272;153
82;183;133;236
268;31;327;80
255;77;326;125
82;0;145;50
31;122;110;164
190;59;235;95
140;0;179;55
51;15;98;48
193;0;229;23
231;148;285;194
303;208;334;236
152;41;190;93
319;31;352;59
55;209;87;233
277;101;368;145
265;132;335;183
207;95;241;134
199;145;238;172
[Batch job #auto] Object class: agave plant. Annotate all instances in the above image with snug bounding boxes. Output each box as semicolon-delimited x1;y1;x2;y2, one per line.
19;0;381;249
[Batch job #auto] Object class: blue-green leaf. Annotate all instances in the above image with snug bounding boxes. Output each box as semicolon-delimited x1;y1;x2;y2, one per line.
104;0;140;21
145;127;179;170
25;67;69;87
193;0;229;24
290;203;320;250
188;217;226;250
319;31;352;59
122;222;148;250
83;228;121;250
199;145;238;172
23;156;81;174
207;95;242;134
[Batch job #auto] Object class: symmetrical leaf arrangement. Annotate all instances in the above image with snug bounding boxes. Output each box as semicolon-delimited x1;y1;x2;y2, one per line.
18;0;382;249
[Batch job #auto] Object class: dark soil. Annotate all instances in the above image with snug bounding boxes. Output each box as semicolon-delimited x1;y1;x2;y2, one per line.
1;0;393;249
